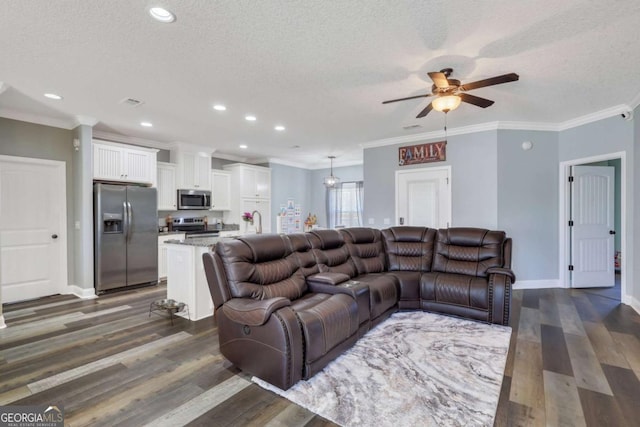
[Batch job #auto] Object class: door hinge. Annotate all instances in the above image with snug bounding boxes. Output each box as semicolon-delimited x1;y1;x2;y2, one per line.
568;265;574;271
568;176;574;182
568;220;574;226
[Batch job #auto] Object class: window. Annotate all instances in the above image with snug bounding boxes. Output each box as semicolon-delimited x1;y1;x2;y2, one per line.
326;181;364;228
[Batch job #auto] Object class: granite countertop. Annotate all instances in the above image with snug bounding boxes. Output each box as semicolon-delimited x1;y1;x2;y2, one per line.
158;230;188;236
165;236;240;248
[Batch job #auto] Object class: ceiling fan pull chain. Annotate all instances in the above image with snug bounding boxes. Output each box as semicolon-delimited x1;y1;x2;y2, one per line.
444;112;448;142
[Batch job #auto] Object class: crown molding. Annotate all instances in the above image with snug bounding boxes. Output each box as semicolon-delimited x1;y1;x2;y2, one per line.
264;157;306;168
211;152;247;162
0;82;7;96
497;121;559;131
628;91;640;110
168;141;217;155
557;104;630;131
92;130;175;150
307;159;364;170
0;108;76;129
73;115;98;127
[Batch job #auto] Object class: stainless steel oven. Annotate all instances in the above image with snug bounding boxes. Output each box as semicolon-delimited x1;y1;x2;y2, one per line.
177;189;211;210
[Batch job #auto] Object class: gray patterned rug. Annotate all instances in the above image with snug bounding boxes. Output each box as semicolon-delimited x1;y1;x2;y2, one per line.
253;311;511;427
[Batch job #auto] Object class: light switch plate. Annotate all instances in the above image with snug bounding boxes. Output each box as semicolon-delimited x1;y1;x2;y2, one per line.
383;218;390;225
368;218;375;225
75;221;81;230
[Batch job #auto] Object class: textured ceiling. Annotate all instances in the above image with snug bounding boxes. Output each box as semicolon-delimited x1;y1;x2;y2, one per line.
1;0;639;167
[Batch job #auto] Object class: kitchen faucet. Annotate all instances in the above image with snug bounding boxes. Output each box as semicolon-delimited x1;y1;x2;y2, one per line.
251;210;263;234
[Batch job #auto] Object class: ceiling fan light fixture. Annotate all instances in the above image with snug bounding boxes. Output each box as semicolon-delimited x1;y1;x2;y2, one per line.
432;95;462;112
323;156;340;188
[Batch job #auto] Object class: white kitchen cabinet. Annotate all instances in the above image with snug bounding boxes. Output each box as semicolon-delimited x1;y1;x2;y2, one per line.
157;162;177;210
158;233;185;280
241;198;271;234
224;163;271;199
223;164;271;233
172;151;211;190
93;140;157;185
211;170;231;210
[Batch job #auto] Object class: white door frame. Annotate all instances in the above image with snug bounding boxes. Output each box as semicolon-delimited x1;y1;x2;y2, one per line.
395;165;452;227
558;151;626;298
0;155;68;305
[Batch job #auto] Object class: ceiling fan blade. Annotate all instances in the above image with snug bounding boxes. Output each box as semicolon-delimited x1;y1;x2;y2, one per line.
459;93;495;108
428;72;450;89
382;94;431;104
460;73;519;91
416;103;434;118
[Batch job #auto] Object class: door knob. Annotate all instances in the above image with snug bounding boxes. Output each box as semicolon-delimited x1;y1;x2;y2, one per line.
609;230;616;235
51;234;58;239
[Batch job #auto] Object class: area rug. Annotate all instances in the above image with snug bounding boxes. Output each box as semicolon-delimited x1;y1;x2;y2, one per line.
253;311;511;427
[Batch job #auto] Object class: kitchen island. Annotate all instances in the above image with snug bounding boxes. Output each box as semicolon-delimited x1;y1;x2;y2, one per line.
165;236;232;321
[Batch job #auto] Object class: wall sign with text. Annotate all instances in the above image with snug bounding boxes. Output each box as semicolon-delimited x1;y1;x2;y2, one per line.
399;141;446;166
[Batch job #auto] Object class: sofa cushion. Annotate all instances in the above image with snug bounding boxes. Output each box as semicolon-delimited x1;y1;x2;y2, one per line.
288;233;320;277
354;274;399;319
420;272;489;310
381;227;436;272
340;227;386;274
293;293;359;363
308;229;357;277
384;270;421;303
432;228;505;277
215;234;307;300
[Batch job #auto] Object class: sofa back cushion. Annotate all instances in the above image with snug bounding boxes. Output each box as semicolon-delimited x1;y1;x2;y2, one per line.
215;234;307;300
340;228;386;274
288;233;320;277
381;226;436;272
432;228;505;277
308;229;357;278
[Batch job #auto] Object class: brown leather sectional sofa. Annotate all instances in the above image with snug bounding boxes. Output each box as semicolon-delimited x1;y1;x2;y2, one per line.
202;226;515;390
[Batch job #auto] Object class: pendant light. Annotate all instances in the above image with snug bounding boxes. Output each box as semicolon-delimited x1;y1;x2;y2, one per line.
323;156;340;188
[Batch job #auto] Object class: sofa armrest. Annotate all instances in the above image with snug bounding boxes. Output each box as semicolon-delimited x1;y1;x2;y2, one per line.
222;297;291;326
488;269;514;326
308;281;371;326
487;267;516;283
307;272;351;286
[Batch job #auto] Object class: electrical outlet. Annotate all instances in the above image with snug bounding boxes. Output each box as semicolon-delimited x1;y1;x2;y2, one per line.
368;218;375;225
75;221;80;230
383;218;390;225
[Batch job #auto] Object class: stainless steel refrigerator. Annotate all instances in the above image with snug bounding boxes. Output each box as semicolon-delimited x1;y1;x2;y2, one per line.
94;183;158;292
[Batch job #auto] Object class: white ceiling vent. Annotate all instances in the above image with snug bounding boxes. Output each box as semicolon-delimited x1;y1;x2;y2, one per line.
119;97;144;107
402;124;422;130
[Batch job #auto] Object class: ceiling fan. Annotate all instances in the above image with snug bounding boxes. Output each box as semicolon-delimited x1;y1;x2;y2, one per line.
382;68;519;118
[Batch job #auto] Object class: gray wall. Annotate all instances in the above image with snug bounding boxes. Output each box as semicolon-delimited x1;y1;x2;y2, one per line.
559;114;635;298
0;118;76;286
269;163;312;231
497;130;559;281
310;165;363;228
363;130;498;230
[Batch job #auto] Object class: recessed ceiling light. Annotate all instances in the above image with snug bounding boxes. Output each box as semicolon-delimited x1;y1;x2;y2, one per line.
274;125;286;131
44;93;63;100
149;7;176;23
140;121;153;127
213;104;226;111
245;115;256;121
239;144;248;149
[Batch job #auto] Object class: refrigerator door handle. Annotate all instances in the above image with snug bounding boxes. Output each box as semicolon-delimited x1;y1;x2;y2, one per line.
123;201;129;241
127;201;133;241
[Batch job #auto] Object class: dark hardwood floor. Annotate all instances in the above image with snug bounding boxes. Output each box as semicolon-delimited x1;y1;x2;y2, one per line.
1;283;639;426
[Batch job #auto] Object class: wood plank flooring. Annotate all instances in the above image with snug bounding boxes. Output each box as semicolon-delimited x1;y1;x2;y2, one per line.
1;283;639;426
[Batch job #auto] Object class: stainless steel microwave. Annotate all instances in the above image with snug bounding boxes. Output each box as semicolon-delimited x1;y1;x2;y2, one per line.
177;189;211;210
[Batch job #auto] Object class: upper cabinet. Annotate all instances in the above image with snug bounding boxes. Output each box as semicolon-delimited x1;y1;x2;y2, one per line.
93;140;157;185
224;163;271;199
211;170;231;211
157;162;177;210
171;151;211;190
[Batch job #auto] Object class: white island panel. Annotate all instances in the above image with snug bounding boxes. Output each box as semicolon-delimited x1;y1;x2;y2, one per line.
166;243;214;321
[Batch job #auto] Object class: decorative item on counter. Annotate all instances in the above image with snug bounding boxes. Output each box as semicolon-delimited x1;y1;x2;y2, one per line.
242;212;254;224
304;213;317;232
166;214;173;232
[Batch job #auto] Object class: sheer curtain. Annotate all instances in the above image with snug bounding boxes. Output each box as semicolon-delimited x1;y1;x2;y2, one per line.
326;181;364;228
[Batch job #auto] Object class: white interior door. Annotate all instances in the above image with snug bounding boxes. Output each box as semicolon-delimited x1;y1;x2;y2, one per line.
396;167;451;228
570;165;615;288
0;156;67;303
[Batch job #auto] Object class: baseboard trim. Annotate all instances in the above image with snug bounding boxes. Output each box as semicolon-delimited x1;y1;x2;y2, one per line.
0;314;6;329
622;295;640;315
513;279;562;290
65;285;97;299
